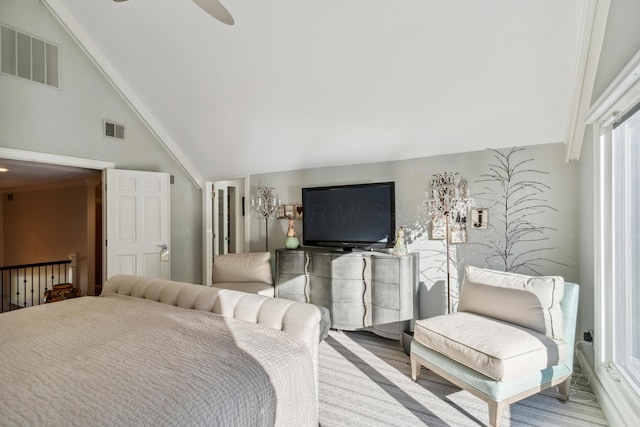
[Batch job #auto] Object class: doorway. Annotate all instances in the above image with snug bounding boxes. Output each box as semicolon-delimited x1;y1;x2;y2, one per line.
203;178;247;284
0;148;114;296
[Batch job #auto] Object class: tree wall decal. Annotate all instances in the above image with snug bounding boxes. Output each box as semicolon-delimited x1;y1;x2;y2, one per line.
475;147;566;274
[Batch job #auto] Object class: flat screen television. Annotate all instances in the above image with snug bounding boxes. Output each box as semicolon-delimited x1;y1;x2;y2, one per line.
302;182;396;250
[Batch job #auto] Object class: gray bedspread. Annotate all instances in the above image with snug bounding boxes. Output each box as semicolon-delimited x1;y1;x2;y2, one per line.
0;294;317;426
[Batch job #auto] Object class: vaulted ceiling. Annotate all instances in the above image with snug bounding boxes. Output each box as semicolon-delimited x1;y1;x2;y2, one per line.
43;0;598;180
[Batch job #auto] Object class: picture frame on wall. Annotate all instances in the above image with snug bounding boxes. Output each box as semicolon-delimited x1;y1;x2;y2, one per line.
294;204;303;220
470;208;489;230
431;218;446;240
284;204;295;219
276;205;286;219
449;223;467;244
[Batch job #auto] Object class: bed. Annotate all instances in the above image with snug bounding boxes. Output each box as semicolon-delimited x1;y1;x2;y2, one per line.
0;275;323;426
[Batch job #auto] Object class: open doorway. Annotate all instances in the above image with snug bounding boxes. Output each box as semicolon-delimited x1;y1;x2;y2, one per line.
203;178;247;284
0;149;114;298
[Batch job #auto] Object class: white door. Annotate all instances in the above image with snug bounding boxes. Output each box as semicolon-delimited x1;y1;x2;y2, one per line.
105;169;170;280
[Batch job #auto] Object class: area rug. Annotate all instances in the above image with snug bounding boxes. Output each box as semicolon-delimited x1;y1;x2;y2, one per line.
318;330;607;426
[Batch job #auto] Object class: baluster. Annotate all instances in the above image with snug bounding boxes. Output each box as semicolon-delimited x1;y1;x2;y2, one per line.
30;266;35;307
1;271;4;312
44;264;49;292
7;270;12;311
37;265;41;305
22;267;27;308
14;270;19;310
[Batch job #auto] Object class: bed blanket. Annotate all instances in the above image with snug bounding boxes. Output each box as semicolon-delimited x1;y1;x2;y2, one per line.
0;294;317;426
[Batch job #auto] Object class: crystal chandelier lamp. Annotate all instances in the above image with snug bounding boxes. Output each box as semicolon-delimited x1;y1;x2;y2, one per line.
250;186;281;251
425;172;473;313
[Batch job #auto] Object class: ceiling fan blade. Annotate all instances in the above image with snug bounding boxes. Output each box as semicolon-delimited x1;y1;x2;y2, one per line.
192;0;234;25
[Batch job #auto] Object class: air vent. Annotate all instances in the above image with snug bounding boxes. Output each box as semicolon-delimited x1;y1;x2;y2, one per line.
104;120;125;140
1;25;59;88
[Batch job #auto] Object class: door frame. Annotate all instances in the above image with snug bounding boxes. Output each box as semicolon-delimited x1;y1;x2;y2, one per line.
0;148;114;170
0;148;115;294
203;176;249;285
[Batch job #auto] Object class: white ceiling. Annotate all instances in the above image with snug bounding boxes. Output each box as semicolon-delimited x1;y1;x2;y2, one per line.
43;0;590;179
0;159;100;191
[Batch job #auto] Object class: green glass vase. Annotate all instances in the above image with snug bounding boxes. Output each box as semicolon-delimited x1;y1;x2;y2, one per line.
284;236;300;249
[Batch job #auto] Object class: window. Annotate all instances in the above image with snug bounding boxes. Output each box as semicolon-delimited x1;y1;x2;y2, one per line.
611;105;640;393
590;49;640;425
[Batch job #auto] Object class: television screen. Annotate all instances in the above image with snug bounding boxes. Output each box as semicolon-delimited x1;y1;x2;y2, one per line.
302;182;395;250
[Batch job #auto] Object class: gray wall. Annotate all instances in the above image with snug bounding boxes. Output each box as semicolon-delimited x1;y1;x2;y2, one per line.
251;143;580;318
0;0;202;284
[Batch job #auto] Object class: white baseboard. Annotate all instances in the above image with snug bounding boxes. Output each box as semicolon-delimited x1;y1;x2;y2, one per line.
577;348;639;426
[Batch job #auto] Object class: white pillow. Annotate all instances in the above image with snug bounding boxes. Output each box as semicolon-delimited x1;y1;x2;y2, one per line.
212;252;273;284
458;266;565;340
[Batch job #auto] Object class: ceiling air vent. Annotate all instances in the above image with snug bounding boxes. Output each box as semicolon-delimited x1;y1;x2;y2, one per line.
104;120;125;140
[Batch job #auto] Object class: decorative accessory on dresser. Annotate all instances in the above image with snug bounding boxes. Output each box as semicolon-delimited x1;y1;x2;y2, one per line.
284;218;300;249
392;226;408;256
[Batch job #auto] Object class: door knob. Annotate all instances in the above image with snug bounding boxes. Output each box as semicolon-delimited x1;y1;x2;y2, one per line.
158;244;170;261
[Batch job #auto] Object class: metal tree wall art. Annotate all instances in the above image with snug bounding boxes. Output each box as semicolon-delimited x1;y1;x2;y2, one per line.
475;147;565;274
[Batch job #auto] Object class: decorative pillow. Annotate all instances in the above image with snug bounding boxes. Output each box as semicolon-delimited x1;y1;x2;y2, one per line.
212;252;273;284
44;283;81;303
457;266;564;340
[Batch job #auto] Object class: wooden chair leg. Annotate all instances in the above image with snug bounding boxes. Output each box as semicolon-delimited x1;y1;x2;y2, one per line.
410;355;420;381
488;401;504;427
557;377;571;401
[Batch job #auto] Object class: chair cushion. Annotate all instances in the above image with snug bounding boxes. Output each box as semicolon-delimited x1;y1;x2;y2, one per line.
414;312;566;381
458;266;565;340
212;252;273;285
214;281;274;297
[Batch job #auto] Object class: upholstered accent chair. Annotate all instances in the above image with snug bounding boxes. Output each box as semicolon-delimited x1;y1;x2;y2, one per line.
212;252;332;341
410;266;579;427
211;252;275;296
